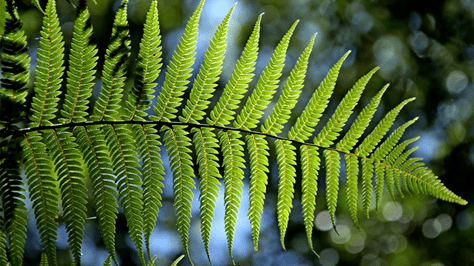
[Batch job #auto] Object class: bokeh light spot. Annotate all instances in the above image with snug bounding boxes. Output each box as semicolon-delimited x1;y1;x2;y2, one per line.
436;213;453;232
316;211;333;231
382;202;403;221
345;231;365;254
319;248;340;266
380;234;399;254
330;225;351;244
446;70;468;94
422;218;442;238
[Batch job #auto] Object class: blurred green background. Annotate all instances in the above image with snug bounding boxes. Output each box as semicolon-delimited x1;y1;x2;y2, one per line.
9;0;474;265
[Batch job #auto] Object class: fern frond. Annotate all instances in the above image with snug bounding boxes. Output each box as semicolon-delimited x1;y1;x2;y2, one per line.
93;0;130;121
246;134;269;251
125;1;165;258
261;34;316;136
136;123;164;259
314;67;379;147
5;184;27;266
371;118;418;208
147;256;157;266
30;0;44;13
354;97;415;157
288;51;350;142
61;1;98;123
234;20;299;130
153;0;204;122
219;130;245;263
383;137;419;200
392;147;418;197
361;158;373;218
324;149;340;231
39;253;48;266
387;147;467;205
207;13;262;127
300;144;319;254
371;118;418;162
0;156;27;266
22;133;58;266
104;124;145;265
0;0;30;112
344;154;359;228
374;162;384;211
75;125;118;264
29;0;64;127
193;127;221;264
45;128;87;264
164;126;196;265
275;139;297;250
181;3;235;124
126;0;162;120
0;230;6;265
171;255;185;266
0;141;28;266
336;83;389;152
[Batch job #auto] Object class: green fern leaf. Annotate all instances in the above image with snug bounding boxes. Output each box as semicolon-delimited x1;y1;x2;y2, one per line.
93;0;130;121
126;0;162;120
314;67;379;147
0;0;30;114
125;1;165;258
136;123;164;259
61;1;97;123
361;157;373;218
171;255;185;266
75;125;118;264
6;188;28;266
104;124;145;265
153;0;204;122
39;253;48;266
392;147;418;197
371;118;418;208
288;51;350;142
336;83;389;153
22;133;59;266
354;97;415;157
300;144;320;254
193;127;221;264
164;126;196;265
45;128;87;264
207;13;262;127
181;3;235;124
384;137;420;166
385;167;396;202
234;20;298;130
344;154;359;228
30;0;44;13
275;139;297;250
0;231;7;266
219;130;245;263
262;34;316;136
246;134;269;251
371;118;418;162
374;162;384;211
102;255;112;266
324;149;340;230
147;256;157;266
383;137;419;200
0;144;28;266
29;0;64;127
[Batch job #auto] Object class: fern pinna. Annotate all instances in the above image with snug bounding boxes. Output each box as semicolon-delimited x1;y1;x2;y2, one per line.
0;0;467;265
